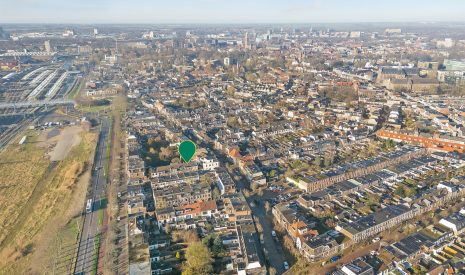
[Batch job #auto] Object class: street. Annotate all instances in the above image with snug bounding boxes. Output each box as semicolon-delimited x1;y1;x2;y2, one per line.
249;192;288;275
74;117;110;274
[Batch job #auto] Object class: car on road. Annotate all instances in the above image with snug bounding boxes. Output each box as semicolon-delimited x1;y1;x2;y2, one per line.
271;230;276;238
283;261;289;270
86;199;93;213
330;255;341;263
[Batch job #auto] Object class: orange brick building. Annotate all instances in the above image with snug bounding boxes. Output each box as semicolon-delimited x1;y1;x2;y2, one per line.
376;130;465;153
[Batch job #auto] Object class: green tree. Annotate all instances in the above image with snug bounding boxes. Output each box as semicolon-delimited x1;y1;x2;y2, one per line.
383;139;396;149
324;154;333;167
202;234;216;248
212;186;221;199
200;174;212;185
204;222;214;232
269;169;277;177
212;236;225;257
394;184;416;198
313;156;321;167
366;193;380;205
290;160;302;169
182;242;213;275
394;185;406;197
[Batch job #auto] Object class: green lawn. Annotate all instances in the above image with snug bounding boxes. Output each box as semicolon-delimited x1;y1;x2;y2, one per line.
104;118;112;177
78;104;111;113
67;79;83;99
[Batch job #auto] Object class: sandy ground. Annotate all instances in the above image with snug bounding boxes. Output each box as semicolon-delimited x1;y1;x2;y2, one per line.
37;126;83;161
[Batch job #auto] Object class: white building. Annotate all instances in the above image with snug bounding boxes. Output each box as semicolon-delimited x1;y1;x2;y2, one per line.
437;38;455;48
201;157;219;171
439;210;465;235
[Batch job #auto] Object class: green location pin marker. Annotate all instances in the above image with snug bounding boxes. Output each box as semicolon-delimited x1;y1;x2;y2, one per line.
179;140;196;163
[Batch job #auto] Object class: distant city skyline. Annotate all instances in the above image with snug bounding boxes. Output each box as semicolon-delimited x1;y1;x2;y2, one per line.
1;0;465;24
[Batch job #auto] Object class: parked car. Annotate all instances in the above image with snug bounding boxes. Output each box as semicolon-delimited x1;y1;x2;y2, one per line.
283;261;289;270
330;255;341;263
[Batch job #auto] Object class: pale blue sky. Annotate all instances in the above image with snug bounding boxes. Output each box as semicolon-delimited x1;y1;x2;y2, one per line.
1;0;464;24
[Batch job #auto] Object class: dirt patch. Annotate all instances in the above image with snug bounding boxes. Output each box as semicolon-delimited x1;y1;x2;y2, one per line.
49;127;82;161
37;126;83;161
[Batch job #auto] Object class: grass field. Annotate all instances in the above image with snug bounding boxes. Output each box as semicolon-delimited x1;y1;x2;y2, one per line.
78;104;111;113
0;128;98;274
0;132;49;249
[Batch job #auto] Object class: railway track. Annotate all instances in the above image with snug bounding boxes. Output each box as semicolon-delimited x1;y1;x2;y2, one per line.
0;117;34;152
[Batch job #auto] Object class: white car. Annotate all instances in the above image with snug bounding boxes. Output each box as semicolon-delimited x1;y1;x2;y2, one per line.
283;261;289;270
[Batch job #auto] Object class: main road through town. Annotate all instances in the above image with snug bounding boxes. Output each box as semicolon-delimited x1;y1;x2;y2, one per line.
74;117;110;274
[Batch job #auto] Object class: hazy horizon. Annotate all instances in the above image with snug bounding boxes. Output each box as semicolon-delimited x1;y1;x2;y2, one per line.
1;0;465;24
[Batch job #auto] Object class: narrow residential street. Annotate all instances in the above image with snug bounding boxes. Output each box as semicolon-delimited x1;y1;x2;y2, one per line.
249;192;287;275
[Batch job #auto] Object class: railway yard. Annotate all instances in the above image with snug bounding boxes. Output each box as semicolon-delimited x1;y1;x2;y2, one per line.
0;61;80;150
